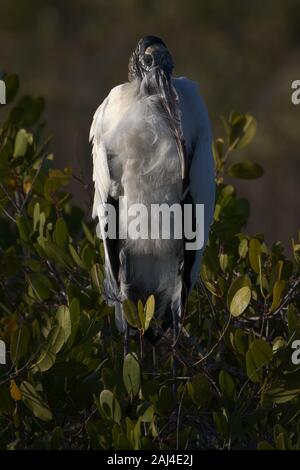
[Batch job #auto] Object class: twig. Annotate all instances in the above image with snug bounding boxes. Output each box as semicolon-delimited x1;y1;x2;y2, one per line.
193;312;232;366
0;204;17;223
0;183;19;212
176;383;186;450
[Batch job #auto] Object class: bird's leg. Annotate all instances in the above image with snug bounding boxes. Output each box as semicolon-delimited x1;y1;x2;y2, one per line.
152;346;157;368
172;310;177;395
124;322;129;357
171;298;181;395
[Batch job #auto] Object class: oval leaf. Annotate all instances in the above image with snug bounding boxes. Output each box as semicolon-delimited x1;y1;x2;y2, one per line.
228;161;264;180
229;113;257;150
227;275;252;317
100;389;122;424
20;381;52;421
270;280;286;313
144;295;155;331
123;353;140;398
10;325;30;365
123;299;139;328
246;339;272;383
56;306;71;343
10;380;22;401
249;238;261;273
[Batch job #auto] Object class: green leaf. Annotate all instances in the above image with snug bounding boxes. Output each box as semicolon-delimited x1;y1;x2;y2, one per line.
41;240;73;268
228;161;264;179
81;244;94;269
27;272;53;300
16;215;31;242
33;202;40;231
44;169;70;201
144;295;155;331
272;336;285;353
20;381;52;421
219;370;236;401
69;244;85;269
249;238;261;273
140;405;154;423
229;113;257;149
269;280;286;313
53;218;69;249
264;385;300;405
273;425;292;450
246;339;272;383
38;212;46;240
50;427;64;450
238;238;248;258
56;306;71;343
82;222;95;246
137;300;145;331
100;389;122;424
123;299;139;328
227;275;252;316
90;263;104;293
262;371;300;404
188;373;212;408
10;325;30;365
30;326;64;372
13;129;33;158
157;385;175;414
47;325;65;354
123;353;141;398
257;441;275;450
32;345;56;372
219;253;228;272
67;298;81;348
234;329;249;355
213;409;229;438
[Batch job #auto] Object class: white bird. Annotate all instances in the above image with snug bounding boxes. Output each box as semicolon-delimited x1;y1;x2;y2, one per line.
90;36;215;345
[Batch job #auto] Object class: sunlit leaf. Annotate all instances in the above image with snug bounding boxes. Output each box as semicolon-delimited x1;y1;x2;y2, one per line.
56;305;71;343
10;380;22;401
100;389;122;424
249;238;261;273
144;295;155;331
123;353;140;398
246;339;272;383
227;275;251;316
269;280;286;313
228;113;257;149
20;381;52;421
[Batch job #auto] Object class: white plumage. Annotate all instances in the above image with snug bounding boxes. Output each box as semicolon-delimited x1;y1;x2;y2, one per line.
90;37;215;336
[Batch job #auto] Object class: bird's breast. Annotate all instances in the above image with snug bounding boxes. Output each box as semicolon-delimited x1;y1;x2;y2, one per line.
104;91;183;255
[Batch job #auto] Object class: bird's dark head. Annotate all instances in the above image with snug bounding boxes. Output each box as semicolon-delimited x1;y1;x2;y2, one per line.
128;36;174;82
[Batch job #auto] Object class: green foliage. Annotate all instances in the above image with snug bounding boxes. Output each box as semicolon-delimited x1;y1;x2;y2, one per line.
0;78;299;450
123;353;141;399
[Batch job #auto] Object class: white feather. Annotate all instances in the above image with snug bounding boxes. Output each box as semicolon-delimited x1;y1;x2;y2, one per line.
174;77;215;290
90;75;215;315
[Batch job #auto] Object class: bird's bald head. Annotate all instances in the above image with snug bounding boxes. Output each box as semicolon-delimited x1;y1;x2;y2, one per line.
128;36;174;81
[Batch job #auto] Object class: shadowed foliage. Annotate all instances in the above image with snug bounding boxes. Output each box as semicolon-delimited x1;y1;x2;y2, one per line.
0;75;299;450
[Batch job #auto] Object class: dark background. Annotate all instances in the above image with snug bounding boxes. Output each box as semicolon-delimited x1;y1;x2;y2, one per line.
1;0;299;251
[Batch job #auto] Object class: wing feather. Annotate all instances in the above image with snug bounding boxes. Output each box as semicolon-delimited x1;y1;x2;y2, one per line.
90;94;120;301
174;78;215;294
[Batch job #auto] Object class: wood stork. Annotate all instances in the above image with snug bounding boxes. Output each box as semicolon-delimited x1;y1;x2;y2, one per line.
90;36;215;346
